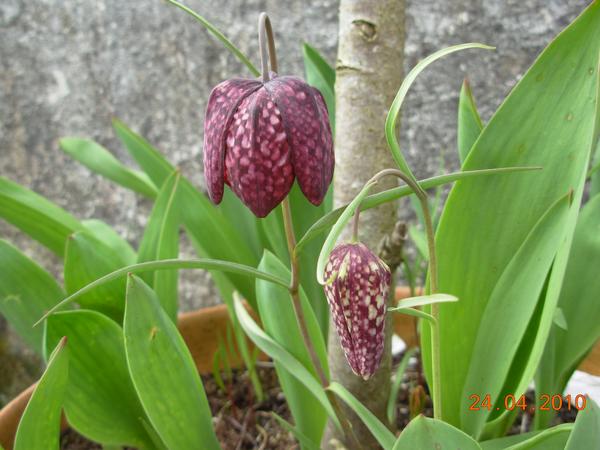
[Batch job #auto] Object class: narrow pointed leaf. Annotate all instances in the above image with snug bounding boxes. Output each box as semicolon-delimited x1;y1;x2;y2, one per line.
390;293;457;310
64;231;130;322
137;171;182;320
0;240;64;353
124;275;220;450
328;382;396;450
296;166;541;254
385;43;493;184
60;137;157;198
271;413;321;450
388;347;417;424
81;219;136;265
457;79;484;164
564;398;600;449
480;424;572;450
233;293;340;428
14;338;68;450
0;176;84;256
38;258;288;323
461;193;572;436
46;311;153;448
256;251;328;445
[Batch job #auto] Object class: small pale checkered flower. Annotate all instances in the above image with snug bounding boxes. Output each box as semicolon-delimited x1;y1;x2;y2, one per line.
323;242;391;379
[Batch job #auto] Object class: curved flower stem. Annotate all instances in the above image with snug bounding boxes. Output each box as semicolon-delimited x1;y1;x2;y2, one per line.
353;168;442;420
258;14;359;447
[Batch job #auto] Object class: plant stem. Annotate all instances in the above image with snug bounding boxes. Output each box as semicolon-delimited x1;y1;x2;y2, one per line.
355;168;442;420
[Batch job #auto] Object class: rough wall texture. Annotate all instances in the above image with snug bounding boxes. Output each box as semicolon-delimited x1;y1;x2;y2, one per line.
0;0;590;402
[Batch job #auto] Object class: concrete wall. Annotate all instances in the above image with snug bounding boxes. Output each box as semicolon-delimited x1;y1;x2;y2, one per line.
0;0;590;402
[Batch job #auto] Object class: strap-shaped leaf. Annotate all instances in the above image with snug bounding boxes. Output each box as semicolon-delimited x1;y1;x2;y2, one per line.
64;231;130;322
124;275;220;450
390;293;457;310
271;413;321;450
233;293;340;429
461;192;572;436
0;176;84;256
137;171;182;321
296;166;540;254
392;415;481;450
14;338;68;450
564;397;600;449
480;424;572;450
46;310;154;448
81;219;136;265
60;137;157;198
0;239;65;354
421;2;600;426
457;78;484;164
256;251;328;445
328;382;396;450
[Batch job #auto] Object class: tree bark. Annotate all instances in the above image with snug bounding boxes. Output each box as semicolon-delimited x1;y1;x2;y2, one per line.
324;0;405;448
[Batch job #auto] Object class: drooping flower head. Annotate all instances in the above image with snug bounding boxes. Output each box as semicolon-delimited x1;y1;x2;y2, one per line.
203;74;333;217
323;242;391;379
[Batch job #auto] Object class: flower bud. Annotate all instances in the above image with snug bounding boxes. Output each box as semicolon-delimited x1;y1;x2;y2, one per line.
323;242;391;379
203;74;333;217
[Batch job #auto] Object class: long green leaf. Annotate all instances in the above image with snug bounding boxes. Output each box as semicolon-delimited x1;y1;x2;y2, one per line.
461;192;573;436
233;293;340;429
271;413;321;450
296;166;540;254
387;347;417;424
46;311;153;448
137;171;181;321
328;382;395;449
480;424;572;450
564;398;600;449
60;137;157;198
385;43;493;184
302;43;335;131
37;258;288;324
256;251;328;446
421;3;600;426
124;275;220;450
81;219;136;265
536;193;600;428
0;240;65;353
390;293;458;310
64;231;130;322
164;0;259;76
14;338;68;450
393;415;481;450
0;176;84;256
457;78;484;164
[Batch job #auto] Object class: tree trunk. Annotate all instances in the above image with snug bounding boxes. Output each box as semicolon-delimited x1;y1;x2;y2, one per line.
323;0;405;448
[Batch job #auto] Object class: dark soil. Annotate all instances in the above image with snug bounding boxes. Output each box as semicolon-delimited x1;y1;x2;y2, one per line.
60;351;578;449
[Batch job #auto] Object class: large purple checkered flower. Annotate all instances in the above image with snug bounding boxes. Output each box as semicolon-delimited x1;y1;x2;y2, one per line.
323;242;391;380
203;74;333;217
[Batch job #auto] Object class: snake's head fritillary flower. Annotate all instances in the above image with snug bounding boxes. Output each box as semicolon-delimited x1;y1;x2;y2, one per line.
323;242;391;380
203;74;333;217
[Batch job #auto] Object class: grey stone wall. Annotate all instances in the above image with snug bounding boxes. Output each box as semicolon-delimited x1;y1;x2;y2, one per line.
0;0;591;402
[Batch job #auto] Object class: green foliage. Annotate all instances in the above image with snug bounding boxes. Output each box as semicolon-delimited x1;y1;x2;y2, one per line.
59;137;157;198
457;79;484;164
421;2;600;429
0;240;65;353
136;171;182;321
302;43;335;131
45;311;153;448
64;231;129;322
256;251;328;445
328;382;396;449
536;193;600;428
124;275;219;450
0;176;84;256
388;347;417;424
233;292;340;429
14;338;69;450
564;398;600;449
393;415;481;450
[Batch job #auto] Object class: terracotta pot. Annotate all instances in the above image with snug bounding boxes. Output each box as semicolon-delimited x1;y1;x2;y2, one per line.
1;289;599;449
